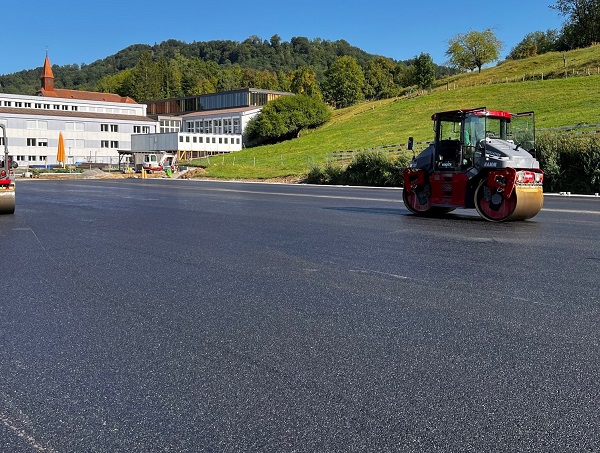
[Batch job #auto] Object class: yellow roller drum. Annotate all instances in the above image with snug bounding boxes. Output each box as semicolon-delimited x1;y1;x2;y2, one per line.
0;182;15;215
508;186;544;221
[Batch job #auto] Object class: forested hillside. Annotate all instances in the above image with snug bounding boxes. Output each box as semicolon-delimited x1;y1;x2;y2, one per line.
0;36;456;100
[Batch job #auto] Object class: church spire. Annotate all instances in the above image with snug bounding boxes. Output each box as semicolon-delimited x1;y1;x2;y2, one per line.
40;52;55;92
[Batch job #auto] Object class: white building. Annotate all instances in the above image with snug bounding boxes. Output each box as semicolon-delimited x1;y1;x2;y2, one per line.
0;55;157;168
131;106;261;158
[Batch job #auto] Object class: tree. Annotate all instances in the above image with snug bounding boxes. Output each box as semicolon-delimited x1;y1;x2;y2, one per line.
321;56;365;108
245;94;332;144
289;66;322;99
363;57;398;100
552;0;600;49
130;51;162;102
508;30;559;59
95;69;135;98
413;53;435;89
446;29;503;73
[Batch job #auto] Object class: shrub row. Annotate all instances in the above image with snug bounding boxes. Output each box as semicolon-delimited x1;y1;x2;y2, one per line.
537;134;600;194
304;151;411;186
307;135;600;194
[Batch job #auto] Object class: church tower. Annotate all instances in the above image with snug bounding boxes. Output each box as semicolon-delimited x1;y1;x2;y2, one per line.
39;53;55;93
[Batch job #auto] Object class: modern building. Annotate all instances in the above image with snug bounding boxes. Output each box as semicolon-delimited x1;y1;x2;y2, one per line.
0;54;157;168
131;106;262;160
132;88;293;160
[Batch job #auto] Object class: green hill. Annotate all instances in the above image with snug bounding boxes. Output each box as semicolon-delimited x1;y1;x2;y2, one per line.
196;46;600;180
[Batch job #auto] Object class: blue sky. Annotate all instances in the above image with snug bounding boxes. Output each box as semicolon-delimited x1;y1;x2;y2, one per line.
2;0;565;75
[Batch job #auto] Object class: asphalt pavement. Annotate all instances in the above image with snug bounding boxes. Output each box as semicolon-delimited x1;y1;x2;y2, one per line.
1;179;599;452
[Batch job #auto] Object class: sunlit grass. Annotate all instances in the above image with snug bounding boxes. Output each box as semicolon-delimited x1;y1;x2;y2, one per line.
190;47;600;179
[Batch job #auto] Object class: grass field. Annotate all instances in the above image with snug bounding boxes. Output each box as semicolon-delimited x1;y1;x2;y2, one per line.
191;46;600;180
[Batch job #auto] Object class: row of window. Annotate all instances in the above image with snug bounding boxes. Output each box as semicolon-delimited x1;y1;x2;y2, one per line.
2;100;137;115
26;138;111;148
22;121;150;134
4;100;78;111
159;119;181;133
184;118;241;134
101;141;119;148
27;138;48;146
179;135;241;145
15;155;48;162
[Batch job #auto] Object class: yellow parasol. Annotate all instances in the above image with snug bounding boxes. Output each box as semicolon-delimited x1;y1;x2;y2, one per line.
57;132;66;167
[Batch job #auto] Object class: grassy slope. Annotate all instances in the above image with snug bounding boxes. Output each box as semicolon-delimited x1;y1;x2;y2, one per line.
197;46;600;179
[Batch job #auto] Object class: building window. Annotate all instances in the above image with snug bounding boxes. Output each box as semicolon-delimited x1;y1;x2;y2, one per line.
134;126;141;133
179;136;183;142
39;156;47;161
66;122;84;132
110;141;118;148
101;124;109;132
54;105;60;110
3;101;11;107
15;102;22;107
111;124;119;132
193;137;197;143
101;140;109;148
43;104;50;109
199;137;203;143
38;139;48;147
71;106;78;111
25;102;31;108
27;138;37;146
62;105;69;110
27;120;48;130
28;155;36;161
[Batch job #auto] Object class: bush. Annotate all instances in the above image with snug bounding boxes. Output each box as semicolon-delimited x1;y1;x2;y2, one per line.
304;150;410;187
246;94;332;145
537;133;600;194
305;163;345;185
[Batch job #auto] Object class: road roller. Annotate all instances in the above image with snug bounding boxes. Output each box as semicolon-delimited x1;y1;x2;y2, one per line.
403;107;543;222
0;124;16;215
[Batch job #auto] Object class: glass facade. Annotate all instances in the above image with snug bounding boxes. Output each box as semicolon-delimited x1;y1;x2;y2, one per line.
145;88;291;115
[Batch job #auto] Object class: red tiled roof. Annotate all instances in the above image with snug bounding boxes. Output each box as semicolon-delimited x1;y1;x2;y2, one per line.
38;87;137;104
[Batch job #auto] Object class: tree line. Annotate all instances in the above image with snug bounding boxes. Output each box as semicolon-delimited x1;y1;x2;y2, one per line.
0;36;454;106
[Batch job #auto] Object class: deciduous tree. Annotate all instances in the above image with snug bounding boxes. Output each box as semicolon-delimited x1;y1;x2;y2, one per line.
413;53;435;89
508;30;559;59
321;56;365;108
246;94;331;144
446;29;503;73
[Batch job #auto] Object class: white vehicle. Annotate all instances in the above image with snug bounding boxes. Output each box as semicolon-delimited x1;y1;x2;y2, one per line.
142;152;177;173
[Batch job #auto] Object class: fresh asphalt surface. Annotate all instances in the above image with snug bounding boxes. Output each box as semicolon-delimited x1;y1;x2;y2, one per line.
1;179;599;452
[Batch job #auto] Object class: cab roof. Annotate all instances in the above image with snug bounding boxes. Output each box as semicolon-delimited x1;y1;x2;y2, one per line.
431;107;513;121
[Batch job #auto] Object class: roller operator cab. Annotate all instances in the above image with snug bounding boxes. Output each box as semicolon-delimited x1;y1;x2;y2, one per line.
0;124;16;215
403;107;544;222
